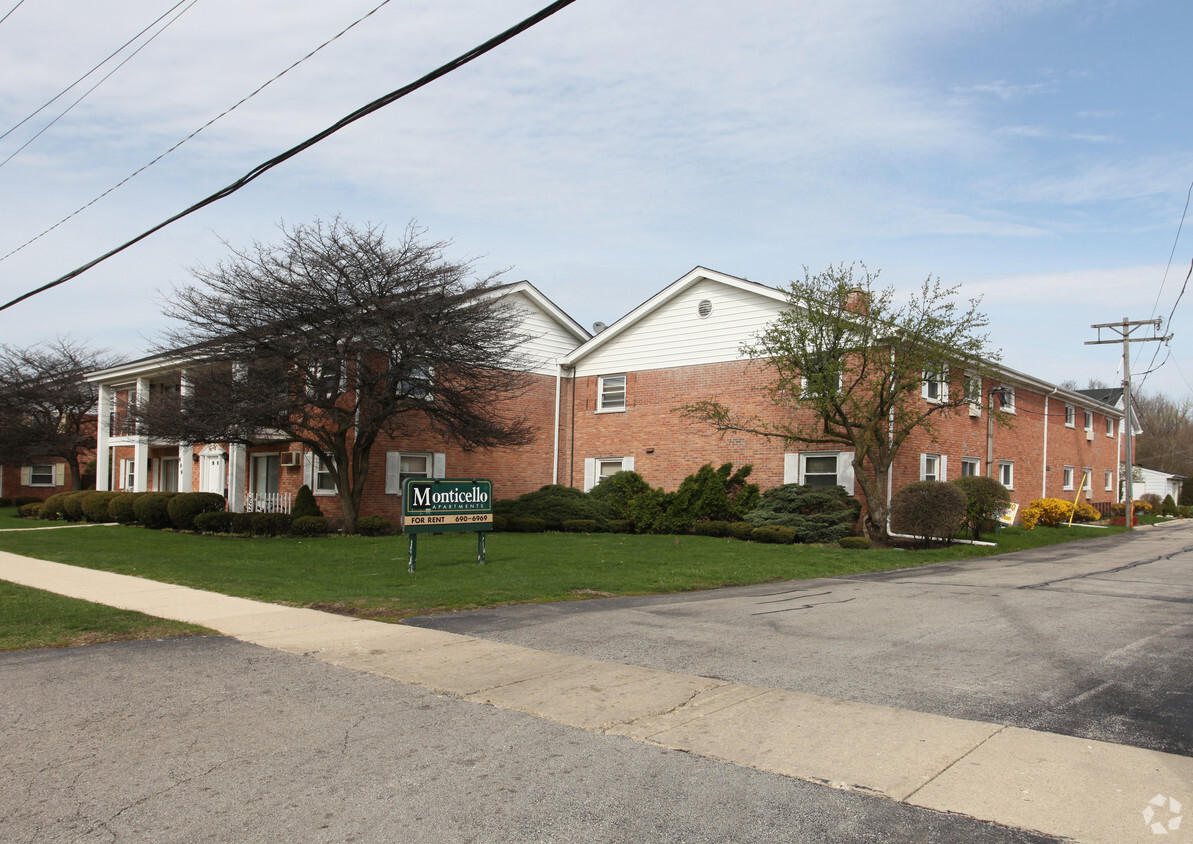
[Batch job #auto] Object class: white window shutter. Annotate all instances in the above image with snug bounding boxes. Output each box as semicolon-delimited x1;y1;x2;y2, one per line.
837;452;855;494
55;463;66;486
384;452;401;494
784;453;799;484
432;453;446;479
940;455;948;481
20;465;31;485
583;458;597;492
919;453;928;480
302;453;314;487
622;455;635;472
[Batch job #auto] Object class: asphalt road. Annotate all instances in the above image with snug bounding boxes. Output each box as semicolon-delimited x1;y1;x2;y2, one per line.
408;523;1193;757
0;637;1059;844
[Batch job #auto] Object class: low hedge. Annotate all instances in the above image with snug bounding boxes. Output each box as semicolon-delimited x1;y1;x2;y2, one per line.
109;493;140;524
41;493;71;521
0;497;10;507
356;515;395;537
62;492;89;522
133;492;176;530
838;536;872;550
80;491;122;522
290;515;329;537
231;512;254;535
509;516;547;533
606;519;634;534
194;511;234;533
18;502;43;518
168;492;226;531
562;519;601;533
727;521;756;540
691;520;730;537
251;512;291;537
750;525;797;544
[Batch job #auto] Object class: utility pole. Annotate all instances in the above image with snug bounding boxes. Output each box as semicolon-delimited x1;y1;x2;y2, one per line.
1085;318;1171;528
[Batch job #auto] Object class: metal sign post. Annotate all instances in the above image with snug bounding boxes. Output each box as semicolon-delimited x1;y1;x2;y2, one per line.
401;478;493;572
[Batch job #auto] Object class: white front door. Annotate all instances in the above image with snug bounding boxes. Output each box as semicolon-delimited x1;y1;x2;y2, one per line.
198;448;225;495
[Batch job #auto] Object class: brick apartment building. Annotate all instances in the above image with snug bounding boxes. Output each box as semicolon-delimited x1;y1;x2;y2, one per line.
84;269;1131;526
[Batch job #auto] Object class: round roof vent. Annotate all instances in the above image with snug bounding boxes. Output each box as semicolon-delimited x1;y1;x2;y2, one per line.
697;299;713;319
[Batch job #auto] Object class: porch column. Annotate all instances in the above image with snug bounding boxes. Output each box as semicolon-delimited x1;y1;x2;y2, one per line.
178;369;194;492
96;383;112;491
227;443;246;512
133;377;150;493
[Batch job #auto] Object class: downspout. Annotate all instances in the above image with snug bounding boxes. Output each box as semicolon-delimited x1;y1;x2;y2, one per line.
1042;387;1059;498
552;360;563;485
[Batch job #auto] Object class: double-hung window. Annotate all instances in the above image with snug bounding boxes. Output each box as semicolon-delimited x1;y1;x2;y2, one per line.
920;453;944;482
314;457;337;494
385;452;433;495
1063;466;1075;490
1105;470;1114;491
1065;405;1075;427
1083;411;1093;433
922;368;948;403
999;461;1014;489
29;463;55;487
1106;417;1114;437
1083;467;1094;498
961;457;980;477
597;374;626;412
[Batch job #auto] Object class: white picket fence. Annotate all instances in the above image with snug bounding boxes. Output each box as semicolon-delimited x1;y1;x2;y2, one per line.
243;492;293;514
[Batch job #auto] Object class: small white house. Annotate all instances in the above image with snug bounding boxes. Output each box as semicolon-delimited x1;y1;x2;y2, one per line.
1134;465;1184;502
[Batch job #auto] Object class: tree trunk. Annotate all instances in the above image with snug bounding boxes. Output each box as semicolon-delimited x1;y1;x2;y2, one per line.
337;489;360;535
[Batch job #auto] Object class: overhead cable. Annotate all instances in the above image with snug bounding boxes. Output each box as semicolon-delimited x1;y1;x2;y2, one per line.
0;0;395;265
0;0;580;313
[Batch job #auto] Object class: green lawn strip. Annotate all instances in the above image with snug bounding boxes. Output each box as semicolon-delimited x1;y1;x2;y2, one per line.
0;580;215;652
0;515;1129;622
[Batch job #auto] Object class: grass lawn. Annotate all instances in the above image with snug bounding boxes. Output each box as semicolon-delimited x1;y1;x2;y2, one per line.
0;580;213;652
0;507;1132;635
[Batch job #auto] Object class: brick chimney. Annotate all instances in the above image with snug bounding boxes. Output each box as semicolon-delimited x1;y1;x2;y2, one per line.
844;287;869;315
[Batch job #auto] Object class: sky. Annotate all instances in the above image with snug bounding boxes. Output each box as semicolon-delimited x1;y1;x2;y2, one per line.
0;0;1190;397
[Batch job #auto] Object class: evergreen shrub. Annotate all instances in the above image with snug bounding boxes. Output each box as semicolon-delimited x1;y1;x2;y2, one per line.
80;491;122;522
194;511;234;533
691;520;730;537
838;536;872;549
168;492;226;530
290;485;322;520
251;512;291;536
561;519;600;533
745;483;860;543
133;493;176;529
62;492;88;521
356;515;394;536
750;525;797;544
108;493;139;524
290;515;329;537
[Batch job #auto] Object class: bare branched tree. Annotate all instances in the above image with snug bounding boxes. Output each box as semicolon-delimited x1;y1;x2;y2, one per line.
137;218;536;533
1134;390;1193;479
0;338;113;488
680;263;1001;540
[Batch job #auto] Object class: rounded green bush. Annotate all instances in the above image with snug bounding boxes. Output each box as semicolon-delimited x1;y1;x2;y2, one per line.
133;492;176;530
251;512;291;537
194;511;234;533
108;493;139;524
891;481;967;547
356;515;394;536
562;519;600;533
691;520;730;537
509;516;547;533
41;493;70;521
167;492;226;531
727;521;756;540
290;515;329;537
18;502;43;518
605;519;634;534
951;475;1012;540
80;491;122;522
62;491;89;522
231;512;254;535
497;485;612;530
750;525;797;544
745;483;861;543
838;536;872;550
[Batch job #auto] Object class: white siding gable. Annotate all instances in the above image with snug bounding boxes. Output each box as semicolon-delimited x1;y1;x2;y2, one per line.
506;290;587;375
571;277;787;377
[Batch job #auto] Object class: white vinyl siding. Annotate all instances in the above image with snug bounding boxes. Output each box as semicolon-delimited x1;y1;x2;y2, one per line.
570;276;787;377
506;290;587;375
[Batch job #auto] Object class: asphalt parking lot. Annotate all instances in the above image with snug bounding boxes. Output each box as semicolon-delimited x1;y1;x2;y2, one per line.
408;522;1193;755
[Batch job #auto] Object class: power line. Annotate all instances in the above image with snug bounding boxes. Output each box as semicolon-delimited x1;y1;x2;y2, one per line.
0;0;194;144
0;0;395;265
0;0;580;314
0;0;26;27
0;0;199;170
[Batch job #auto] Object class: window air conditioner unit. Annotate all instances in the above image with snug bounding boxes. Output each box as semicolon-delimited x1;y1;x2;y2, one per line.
968;402;981;417
1086;431;1094;442
279;451;302;467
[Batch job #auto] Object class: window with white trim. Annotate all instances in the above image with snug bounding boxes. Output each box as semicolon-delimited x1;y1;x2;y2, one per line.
582;455;635;492
920;453;943;482
1000;388;1016;413
1106;417;1114;437
122;458;136;491
999;461;1014;488
597;374;626;412
384;452;432;495
1065;405;1075;427
1063;466;1074;490
1083;411;1093;432
1105;470;1114;491
964;373;982;405
314;457;337;494
801;354;843;398
961;457;980;477
1083;467;1093;498
29;463;55;486
922;368;948;403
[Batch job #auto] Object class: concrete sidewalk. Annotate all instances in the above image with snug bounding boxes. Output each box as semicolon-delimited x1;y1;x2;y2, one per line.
2;549;1189;843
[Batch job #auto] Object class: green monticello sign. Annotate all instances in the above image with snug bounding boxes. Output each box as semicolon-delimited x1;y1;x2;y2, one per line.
402;478;493;535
